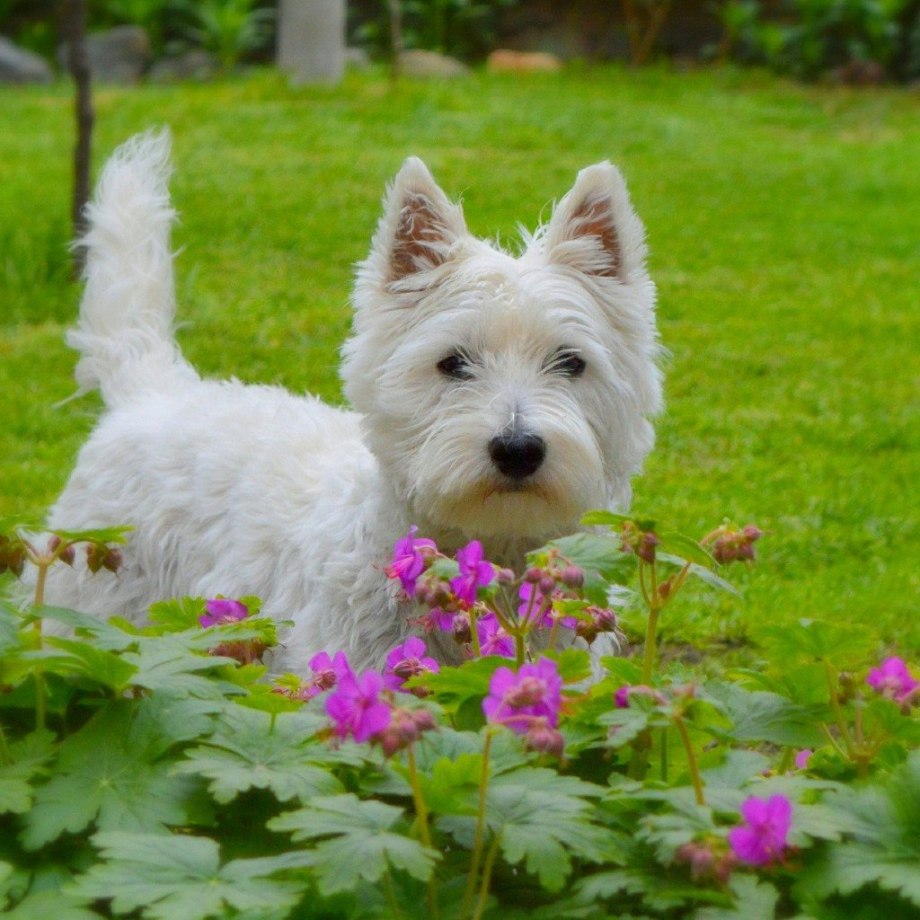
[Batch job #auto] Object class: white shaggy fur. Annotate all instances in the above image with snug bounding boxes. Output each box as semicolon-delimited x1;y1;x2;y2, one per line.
40;131;662;675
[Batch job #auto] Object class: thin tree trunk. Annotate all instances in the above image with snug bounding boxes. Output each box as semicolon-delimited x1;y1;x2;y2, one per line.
64;0;94;278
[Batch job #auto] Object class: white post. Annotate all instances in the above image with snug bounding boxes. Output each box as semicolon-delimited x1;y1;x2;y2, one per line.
277;0;346;84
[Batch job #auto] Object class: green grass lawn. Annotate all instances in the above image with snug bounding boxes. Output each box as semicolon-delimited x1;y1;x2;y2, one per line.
1;65;917;651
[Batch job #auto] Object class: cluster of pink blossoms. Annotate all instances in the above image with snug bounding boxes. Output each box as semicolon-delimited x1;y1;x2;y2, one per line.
866;656;919;707
386;528;622;659
483;658;566;756
277;641;440;756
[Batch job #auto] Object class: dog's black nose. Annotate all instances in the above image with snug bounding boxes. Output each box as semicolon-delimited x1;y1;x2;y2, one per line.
488;433;546;480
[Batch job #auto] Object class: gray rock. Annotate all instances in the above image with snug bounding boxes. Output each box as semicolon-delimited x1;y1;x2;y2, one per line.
58;25;151;84
397;49;469;78
147;49;218;83
0;36;54;84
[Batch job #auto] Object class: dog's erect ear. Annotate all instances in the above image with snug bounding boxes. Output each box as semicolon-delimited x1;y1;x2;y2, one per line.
542;162;647;281
372;157;468;283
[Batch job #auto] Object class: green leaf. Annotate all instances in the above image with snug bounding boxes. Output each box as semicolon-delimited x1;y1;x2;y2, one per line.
69;832;309;920
598;704;657;749
417;752;483;815
175;705;343;804
0;729;54;816
701;681;825;748
579;510;634;529
755;618;876;669
0;890;102;920
123;637;242;699
21;702;204;850
28;637;138;691
441;768;606;892
543;532;637;585
543;646;594;683
657;532;717;570
35;607;140;652
268;794;438;894
0;601;22;656
697;874;780;919
796;751;920;908
147;597;208;632
424;656;505;714
657;554;740;595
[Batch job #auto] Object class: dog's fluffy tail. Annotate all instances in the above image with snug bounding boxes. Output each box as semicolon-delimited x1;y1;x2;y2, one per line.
69;129;198;407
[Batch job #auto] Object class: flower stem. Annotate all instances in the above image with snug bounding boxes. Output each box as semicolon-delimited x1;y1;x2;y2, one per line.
673;714;705;806
405;743;439;919
382;867;406;920
471;833;502;920
462;730;493;920
640;602;661;685
469;605;482;658
823;661;856;760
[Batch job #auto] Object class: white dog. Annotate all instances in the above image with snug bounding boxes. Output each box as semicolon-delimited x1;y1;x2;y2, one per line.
40;132;662;674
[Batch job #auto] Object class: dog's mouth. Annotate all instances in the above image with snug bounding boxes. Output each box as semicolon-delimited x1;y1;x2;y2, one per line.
486;478;549;499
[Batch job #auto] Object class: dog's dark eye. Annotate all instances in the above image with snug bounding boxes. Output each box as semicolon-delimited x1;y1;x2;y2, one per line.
437;353;473;380
552;350;587;378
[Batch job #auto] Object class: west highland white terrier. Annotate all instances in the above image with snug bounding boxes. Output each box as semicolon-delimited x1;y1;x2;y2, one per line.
40;131;662;674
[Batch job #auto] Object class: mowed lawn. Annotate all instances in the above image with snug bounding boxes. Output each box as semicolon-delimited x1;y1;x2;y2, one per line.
1;66;917;651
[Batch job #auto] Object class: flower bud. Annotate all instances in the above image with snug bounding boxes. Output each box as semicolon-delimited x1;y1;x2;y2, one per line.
451;613;471;645
523;566;544;583
0;536;26;577
538;575;557;597
102;548;123;574
525;719;565;758
559;565;584;588
495;567;516;585
637;531;659;565
374;706;436;757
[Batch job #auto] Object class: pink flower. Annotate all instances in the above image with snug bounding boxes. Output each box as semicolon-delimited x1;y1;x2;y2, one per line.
383;636;440;694
387;527;437;594
482;658;563;732
727;795;793;866
325;668;392;743
199;598;249;627
794;749;812;771
517;581;576;629
866;657;919;705
304;650;351;698
476;613;514;658
450;540;495;605
614;684;665;708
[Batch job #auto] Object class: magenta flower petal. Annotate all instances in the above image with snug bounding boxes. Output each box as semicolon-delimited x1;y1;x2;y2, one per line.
304;650;352;698
450;540;496;605
199;598;249;628
476;613;514;658
728;794;793;866
386;527;437;594
867;657;919;704
383;636;440;693
482;658;563;732
326;668;392;742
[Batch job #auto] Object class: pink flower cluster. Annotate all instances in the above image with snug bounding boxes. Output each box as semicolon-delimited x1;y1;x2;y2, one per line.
483;658;565;757
271;639;440;756
385;528;621;660
866;656;918;706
